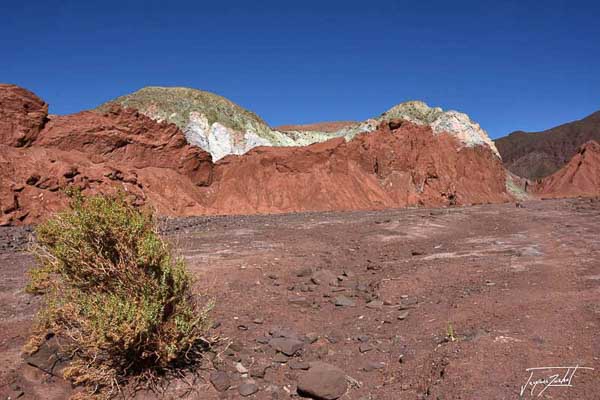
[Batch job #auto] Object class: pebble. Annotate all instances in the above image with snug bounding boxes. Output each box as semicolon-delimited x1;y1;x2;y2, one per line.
334;295;355;307
239;382;259;397
235;362;249;374
359;343;374;353
397;310;410;320
366;300;383;309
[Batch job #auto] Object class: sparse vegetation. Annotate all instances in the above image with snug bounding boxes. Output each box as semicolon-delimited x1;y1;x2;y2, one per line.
446;322;457;342
25;192;212;398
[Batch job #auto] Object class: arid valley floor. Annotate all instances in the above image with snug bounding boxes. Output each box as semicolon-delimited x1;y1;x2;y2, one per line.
1;198;599;399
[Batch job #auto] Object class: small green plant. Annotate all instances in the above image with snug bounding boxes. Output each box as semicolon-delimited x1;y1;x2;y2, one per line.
446;322;457;342
25;192;211;398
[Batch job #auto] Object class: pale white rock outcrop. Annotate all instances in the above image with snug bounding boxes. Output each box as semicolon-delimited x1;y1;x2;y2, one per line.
99;87;499;160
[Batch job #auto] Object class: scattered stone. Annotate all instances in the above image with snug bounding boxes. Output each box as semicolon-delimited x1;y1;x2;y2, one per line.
397;310;410;320
289;296;310;306
211;321;222;329
359;343;374;353
311;269;338;286
366;300;383;309
253;318;264;324
401;297;418;306
297;362;347;400
238;324;249;331
235;362;249;374
268;273;279;280
210;371;231;392
363;361;385;372
331;287;346;292
269;337;304;356
357;335;370;342
334;295;355;307
411;250;424;256
239;382;259;397
288;359;310;370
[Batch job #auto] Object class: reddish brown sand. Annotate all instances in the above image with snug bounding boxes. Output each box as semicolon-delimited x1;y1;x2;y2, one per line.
0;85;511;226
536;141;600;198
1;198;600;399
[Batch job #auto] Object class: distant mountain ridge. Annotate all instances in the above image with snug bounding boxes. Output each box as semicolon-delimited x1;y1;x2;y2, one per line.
99;87;500;160
495;110;600;180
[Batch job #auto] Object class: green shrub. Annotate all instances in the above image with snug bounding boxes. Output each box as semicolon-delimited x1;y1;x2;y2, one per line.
26;192;211;398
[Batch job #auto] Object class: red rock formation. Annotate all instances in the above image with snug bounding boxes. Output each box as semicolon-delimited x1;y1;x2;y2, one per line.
208;121;510;214
0;84;48;147
0;85;512;225
536;141;600;198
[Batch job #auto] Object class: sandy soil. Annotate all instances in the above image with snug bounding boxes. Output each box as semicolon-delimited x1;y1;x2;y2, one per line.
1;198;600;399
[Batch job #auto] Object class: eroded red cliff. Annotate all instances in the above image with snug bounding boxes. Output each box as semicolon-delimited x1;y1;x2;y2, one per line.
0;85;512;225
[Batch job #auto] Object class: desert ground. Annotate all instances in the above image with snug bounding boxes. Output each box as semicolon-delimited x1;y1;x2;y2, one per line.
1;198;599;399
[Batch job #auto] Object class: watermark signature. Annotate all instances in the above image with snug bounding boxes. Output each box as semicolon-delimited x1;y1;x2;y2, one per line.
520;365;594;397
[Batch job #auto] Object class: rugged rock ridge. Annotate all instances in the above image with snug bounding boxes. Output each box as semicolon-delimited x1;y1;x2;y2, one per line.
536;141;600;197
101;87;500;160
1;85;511;225
495;110;600;180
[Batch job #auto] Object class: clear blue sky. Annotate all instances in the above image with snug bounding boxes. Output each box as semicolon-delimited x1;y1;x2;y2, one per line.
2;0;598;138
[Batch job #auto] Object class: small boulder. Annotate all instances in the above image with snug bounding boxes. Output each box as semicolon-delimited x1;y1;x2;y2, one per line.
297;362;347;400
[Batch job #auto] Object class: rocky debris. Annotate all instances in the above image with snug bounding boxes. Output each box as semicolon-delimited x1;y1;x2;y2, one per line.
297;362;348;400
209;371;231;392
238;382;259;397
310;269;338;286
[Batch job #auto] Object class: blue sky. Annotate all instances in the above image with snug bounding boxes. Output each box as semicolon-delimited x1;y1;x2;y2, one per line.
1;0;598;138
